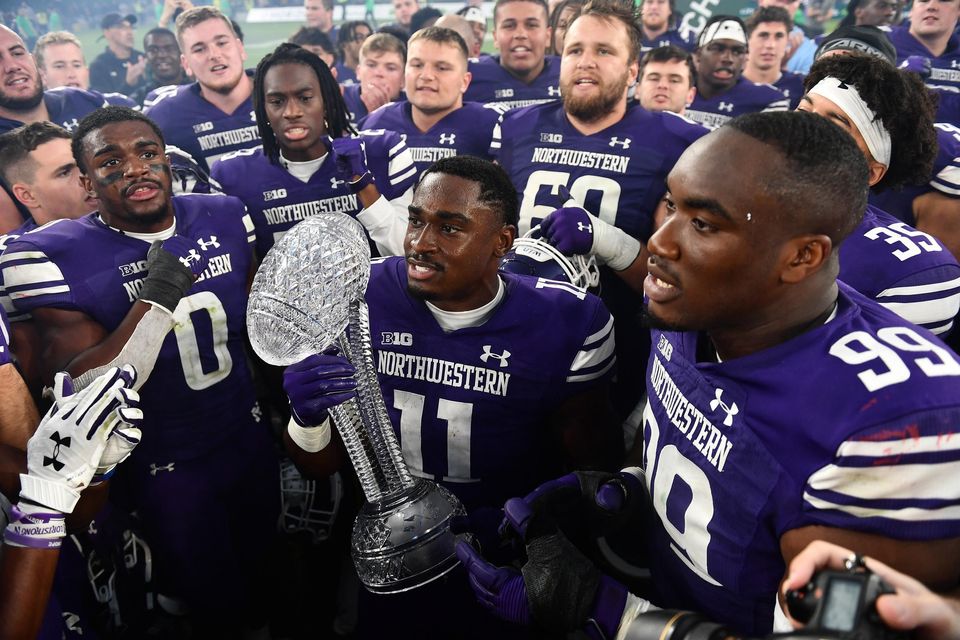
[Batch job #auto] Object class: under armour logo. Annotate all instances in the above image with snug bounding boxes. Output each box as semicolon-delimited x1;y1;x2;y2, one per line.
250;110;256;122
197;236;220;251
609;137;631;149
577;221;592;234
149;463;176;476
836;80;850;90
439;133;456;145
43;431;71;471
251;403;262;423
480;345;511;367
179;249;202;268
62;118;80;131
717;102;734;113
547;85;561;96
952;60;960;69
708;388;739;427
330;177;346;189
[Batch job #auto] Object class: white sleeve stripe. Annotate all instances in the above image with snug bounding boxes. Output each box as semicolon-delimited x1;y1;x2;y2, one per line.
0;250;49;265
242;213;255;234
803;492;960;522
930;179;960;195
931;164;960;190
10;284;70;299
571;331;616;372
2;262;67;287
808;461;960;500
836;433;960;457
877;276;960;296
389;141;405;156
390;165;417;186
585;315;615;345
566;357;616;383
877;296;960;326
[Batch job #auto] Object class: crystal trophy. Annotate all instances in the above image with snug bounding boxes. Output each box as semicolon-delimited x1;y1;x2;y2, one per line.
247;214;465;593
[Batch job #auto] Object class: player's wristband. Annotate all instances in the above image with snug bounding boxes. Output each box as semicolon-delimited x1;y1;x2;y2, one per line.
287;415;332;453
591;215;642;272
18;473;80;514
4;502;66;549
348;171;375;194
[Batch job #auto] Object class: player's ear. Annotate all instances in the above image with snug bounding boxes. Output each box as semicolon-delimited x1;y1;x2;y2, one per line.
79;173;96;199
495;224;517;257
627;58;639;87
10;183;39;210
461;69;472;94
181;54;193;78
686;85;696;107
779;234;832;284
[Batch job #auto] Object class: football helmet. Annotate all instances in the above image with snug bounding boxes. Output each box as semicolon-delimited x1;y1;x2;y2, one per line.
500;225;601;292
278;458;343;543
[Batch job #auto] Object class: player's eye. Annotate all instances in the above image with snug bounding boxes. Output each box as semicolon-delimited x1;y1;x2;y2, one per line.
440;224;459;234
691;217;714;232
408;216;423;227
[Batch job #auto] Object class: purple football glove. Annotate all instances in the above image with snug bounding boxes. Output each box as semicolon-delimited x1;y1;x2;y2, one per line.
450;506;520;566
899;55;932;78
455;540;531;625
540;207;596;256
331;137;375;193
283;349;357;427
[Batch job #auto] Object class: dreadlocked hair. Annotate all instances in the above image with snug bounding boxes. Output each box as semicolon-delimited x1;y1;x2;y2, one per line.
253;42;355;166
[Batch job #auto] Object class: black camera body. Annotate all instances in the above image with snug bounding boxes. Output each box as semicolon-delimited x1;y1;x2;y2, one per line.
785;563;907;640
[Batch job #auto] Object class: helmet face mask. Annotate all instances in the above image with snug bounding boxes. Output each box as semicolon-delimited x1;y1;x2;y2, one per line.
499;226;601;293
279;459;343;543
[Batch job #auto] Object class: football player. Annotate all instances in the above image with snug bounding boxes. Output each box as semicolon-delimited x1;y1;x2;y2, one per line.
495;0;706;415
463;0;561;111
1;106;279;635
638;0;694;53
211;43;417;259
888;0;960;111
637;45;697;114
145;6;259;174
799;54;960;336
361;27;500;175
283;155;620;638
459;110;960;638
33;31;139;108
743;7;805;109
342;33;406;124
685;15;789;129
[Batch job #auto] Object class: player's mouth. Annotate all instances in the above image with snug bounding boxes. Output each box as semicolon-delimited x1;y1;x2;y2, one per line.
283;126;310;141
415;85;438;93
5;76;32;88
644;265;680;303
209;64;229;74
510;45;533;56
124;181;162;201
406;256;443;281
712;68;734;79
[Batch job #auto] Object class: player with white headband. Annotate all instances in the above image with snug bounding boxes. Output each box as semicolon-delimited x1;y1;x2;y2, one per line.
799;53;960;336
685;14;789;128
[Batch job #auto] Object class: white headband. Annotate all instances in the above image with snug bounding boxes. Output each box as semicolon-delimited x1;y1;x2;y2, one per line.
808;76;891;167
698;20;747;48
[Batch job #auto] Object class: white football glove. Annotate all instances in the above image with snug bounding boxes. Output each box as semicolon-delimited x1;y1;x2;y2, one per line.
21;365;143;514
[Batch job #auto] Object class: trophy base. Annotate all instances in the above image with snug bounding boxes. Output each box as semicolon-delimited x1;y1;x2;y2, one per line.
352;478;466;594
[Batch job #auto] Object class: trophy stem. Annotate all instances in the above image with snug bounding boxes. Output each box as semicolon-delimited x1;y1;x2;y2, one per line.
331;298;415;504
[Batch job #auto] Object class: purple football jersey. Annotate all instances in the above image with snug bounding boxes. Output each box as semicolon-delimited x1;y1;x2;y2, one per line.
360;101;500;174
211;129;417;257
0;87;108;134
890;26;960;95
686;77;790;128
341;83;368;124
101;91;139;109
493;101;707;239
772;71;805;110
0;218;37;324
840;204;960;335
145;80;260;174
643;283;960;634
368;257;615;510
641;29;695;53
463;55;562;112
869;125;960;224
2;194;260;461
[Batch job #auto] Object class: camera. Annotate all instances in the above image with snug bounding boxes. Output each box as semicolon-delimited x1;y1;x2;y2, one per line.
784;556;907;640
620;559;907;640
